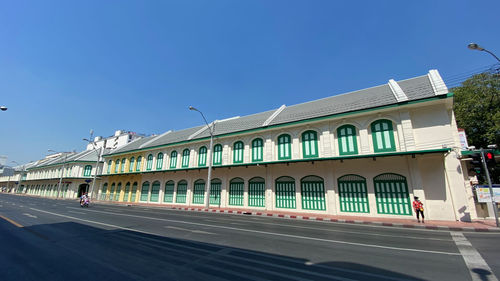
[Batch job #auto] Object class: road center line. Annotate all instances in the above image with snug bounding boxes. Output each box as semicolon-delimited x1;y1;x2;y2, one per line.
36;207;459;256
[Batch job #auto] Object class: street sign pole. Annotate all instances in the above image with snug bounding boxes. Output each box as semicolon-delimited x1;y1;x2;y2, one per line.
481;148;499;227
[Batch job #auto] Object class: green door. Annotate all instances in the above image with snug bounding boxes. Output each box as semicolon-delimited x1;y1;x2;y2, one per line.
140;182;150;202
176;181;187;203
192;181;205;204
210;180;221;205
130;183;137;202
276;177;296;209
115;183;121;201
101;184;108;200
229;179;244;206
109;184;115;201
248;177;265;207
164;181;174;203
123;183;130;202
301;176;326;211
338;175;369;213
374;173;411;215
150;181;160;202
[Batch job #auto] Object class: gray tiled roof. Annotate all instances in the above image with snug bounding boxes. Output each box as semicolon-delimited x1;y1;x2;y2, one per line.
110;136;155;154
144;125;207;148
397;75;435;100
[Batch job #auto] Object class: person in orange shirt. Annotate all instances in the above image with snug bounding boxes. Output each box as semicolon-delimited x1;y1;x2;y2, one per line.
412;196;424;223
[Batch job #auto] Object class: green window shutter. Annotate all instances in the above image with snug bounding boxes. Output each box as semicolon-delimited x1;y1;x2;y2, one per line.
150;181;160;202
163;181;175;203
252;138;263;162
175;181;187;203
338;125;358;155
109;183;115;201
146;154;153;171
374;173;411;215
301;176;326;211
192;181;205;204
170;151;178;169
101;183;108;200
233;141;244;163
229;178;244;206
213;144;222;165
130;183;137;202
371;120;396;153
107;160;112;174
140;182;150;202
156;153;164;170
83;165;92;177
115;183;121;201
129;157;135;172
136;157;142;171
123;183;130;202
302;131;318;158
210;180;222;205
248;177;265;207
182;149;190;168
278;134;291;160
275;177;296;209
198;147;207;167
338;174;369;213
121;158;126;173
114;160;119;173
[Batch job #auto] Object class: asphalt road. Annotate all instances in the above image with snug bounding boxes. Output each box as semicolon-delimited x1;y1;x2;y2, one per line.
0;193;499;281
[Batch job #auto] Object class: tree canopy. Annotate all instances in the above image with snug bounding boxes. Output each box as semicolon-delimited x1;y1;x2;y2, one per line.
453;72;500;149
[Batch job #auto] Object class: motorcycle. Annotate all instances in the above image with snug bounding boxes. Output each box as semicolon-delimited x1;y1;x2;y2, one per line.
80;197;90;208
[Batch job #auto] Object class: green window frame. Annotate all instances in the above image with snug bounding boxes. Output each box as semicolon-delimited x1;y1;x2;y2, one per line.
374;173;411;215
275;176;296;209
109;183;115;201
136;156;142;171
130;182;138;202
175;180;187;203
229;178;244;206
233;141;244;163
302;130;318;158
120;158;126;173
100;183;108;200
170;151;178;169
277;134;291;160
213;144;222;165
115;183;121;201
163;181;175;203
156;153;164;170
192;180;205;204
338;174;369;213
140;181;150;202
114;160;120;173
107;160;112;174
146;154;153;171
300;176;326;211
371;119;396;153
252;138;263;162
129;157;135;172
83;165;92;177
123;182;130;202
337;125;358;155
150;181;160;202
210;179;222;205
198;146;207;167
248;177;265;207
182;149;190;168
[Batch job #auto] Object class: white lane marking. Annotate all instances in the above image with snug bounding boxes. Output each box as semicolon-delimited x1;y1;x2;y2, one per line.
165;226;215;235
23;213;38;218
36;207;459;256
451;232;498;281
68;210;86;214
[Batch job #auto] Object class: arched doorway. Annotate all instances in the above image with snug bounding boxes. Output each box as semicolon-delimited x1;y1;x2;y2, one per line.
78;184;89;198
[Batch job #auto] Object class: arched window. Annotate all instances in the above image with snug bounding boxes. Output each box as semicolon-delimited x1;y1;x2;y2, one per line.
300;176;326;211
83;165;92;177
252;138;263;162
192;179;205;204
129;157;135;172
140;181;150;202
198;146;207;167
337;125;358;155
175;180;188;203
114;160;120;173
170;151;178;169
229;178;244;206
213;144;222;165
136;156;142;171
115;183;121;201
150;181;160;202
123;182;131;202
121;158;126;173
210;179;222;205
107;160;112;174
275;176;296;209
109;183;116;201
371;119;396;152
146;154;153;171
277;134;291;160
248;177;265;207
101;183;108;200
164;180;175;203
338;174;369;213
182;149;190;168
156;153;164;170
374;173;411;215
233;141;244;163
302;131;318;158
130;182;138;202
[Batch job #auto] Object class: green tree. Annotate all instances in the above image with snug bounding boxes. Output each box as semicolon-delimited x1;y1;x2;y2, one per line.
453;72;500;149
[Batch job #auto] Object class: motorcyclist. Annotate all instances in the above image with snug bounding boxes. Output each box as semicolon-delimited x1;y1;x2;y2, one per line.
80;193;89;207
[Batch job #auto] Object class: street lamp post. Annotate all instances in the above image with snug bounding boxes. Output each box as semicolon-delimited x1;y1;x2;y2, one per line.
83;138;103;201
48;150;69;199
189;106;215;209
468;43;500;63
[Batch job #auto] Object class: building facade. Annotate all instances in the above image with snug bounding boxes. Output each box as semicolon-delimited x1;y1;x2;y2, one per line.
96;70;475;221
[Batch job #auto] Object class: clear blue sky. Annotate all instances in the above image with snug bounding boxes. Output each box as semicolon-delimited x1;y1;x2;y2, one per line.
1;0;499;165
